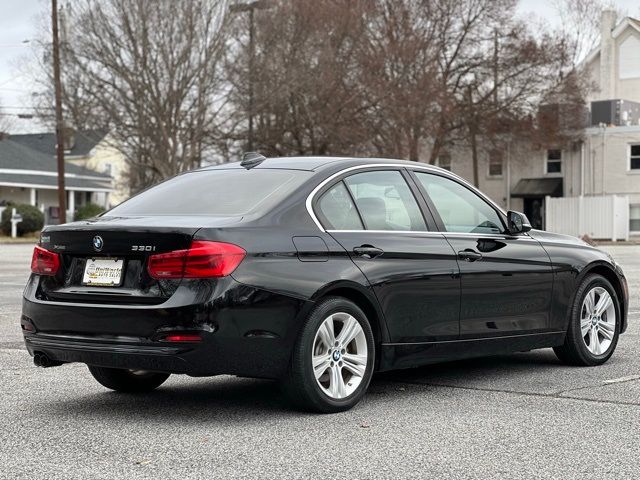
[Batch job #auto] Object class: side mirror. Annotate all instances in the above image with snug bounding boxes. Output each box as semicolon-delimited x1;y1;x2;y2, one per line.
507;210;532;235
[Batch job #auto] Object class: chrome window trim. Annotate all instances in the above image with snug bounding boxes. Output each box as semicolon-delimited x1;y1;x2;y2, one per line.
442;232;532;239
306;163;507;233
326;229;529;239
326;229;443;236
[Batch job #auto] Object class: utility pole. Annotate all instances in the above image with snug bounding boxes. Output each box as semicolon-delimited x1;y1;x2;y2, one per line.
52;0;66;223
229;0;271;151
492;29;499;107
248;6;254;151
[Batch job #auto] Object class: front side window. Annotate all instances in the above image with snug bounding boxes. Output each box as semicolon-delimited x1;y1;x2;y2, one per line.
415;172;504;234
546;149;562;174
630;145;640;170
343;170;426;231
316;182;363;230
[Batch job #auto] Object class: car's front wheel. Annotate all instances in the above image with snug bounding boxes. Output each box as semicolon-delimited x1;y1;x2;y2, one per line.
88;366;170;393
283;297;375;413
554;274;620;366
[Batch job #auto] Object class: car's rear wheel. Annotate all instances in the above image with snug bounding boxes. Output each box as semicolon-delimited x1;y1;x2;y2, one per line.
283;297;375;413
554;274;620;366
88;365;170;393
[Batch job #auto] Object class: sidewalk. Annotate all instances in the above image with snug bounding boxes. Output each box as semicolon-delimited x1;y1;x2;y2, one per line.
0;235;38;245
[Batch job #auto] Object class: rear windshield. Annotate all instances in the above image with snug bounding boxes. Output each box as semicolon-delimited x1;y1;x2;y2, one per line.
107;168;312;216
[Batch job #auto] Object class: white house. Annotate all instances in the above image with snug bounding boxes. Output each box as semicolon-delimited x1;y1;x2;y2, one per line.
0;138;113;224
9;129;129;205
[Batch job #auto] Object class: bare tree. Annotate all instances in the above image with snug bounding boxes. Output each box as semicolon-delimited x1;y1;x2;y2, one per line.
226;0;372;157
232;0;523;164
458;19;581;186
552;0;622;67
25;0;597;189
30;0;231;193
422;0;517;165
0;107;14;137
356;1;443;161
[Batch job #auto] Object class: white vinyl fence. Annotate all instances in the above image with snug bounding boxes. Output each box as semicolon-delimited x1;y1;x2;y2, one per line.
545;195;629;241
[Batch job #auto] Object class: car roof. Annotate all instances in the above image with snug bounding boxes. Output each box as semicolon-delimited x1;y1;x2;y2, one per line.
200;156;444;173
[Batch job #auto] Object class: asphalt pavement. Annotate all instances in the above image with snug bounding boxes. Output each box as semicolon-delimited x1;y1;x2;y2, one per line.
1;242;639;479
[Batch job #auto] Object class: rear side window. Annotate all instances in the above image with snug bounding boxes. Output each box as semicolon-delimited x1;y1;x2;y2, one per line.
316;182;364;230
344;170;426;231
107;169;312;216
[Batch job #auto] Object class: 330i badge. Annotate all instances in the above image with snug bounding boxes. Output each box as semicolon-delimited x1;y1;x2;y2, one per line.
21;154;629;412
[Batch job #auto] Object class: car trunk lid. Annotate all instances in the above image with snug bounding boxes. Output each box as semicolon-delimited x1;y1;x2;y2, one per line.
36;215;242;305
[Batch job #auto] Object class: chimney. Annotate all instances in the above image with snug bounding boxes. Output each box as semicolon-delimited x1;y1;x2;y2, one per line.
62;126;76;151
599;9;616;100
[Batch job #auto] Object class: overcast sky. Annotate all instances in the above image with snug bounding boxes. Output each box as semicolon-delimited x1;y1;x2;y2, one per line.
1;0;640;133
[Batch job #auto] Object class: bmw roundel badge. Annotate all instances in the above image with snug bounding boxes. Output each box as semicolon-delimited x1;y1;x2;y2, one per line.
92;235;104;252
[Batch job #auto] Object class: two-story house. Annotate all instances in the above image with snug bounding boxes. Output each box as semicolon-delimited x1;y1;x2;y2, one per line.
436;11;640;238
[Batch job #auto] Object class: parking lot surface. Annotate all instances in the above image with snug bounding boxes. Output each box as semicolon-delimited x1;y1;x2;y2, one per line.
1;242;638;479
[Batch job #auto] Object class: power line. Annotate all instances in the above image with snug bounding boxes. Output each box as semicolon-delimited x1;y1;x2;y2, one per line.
0;106;54;111
0;74;26;88
0;87;32;91
0;112;35;118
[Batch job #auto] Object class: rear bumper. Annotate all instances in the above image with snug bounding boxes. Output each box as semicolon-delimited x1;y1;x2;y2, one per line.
22;331;296;377
21;275;311;378
24;333;190;373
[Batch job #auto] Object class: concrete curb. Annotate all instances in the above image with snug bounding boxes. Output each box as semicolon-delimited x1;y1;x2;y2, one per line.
0;239;38;245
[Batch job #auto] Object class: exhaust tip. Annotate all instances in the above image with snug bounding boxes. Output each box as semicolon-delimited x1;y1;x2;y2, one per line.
33;352;62;368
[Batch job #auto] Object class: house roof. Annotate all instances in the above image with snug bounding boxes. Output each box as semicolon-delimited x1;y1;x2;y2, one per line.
583;17;640;66
8;129;108;158
0;138;112;192
0;139;110;178
511;178;563;198
0;172;112;192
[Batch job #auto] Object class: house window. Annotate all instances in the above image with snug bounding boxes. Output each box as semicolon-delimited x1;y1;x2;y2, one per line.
630;145;640;170
630;205;640;233
488;150;503;177
436;152;451;171
620;36;640;79
546;149;562;174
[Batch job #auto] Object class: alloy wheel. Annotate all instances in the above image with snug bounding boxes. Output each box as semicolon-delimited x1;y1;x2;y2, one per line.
311;312;368;400
580;286;616;356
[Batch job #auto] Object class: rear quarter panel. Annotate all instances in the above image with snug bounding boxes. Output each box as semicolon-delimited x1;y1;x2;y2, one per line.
196;218;389;347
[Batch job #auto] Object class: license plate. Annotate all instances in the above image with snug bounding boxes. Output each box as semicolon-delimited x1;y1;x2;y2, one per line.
82;258;124;286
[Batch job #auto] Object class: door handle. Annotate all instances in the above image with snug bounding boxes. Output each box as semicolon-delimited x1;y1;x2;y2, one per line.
353;245;384;259
458;249;482;262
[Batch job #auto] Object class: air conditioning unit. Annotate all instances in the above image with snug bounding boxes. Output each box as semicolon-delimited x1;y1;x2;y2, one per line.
590;99;640;126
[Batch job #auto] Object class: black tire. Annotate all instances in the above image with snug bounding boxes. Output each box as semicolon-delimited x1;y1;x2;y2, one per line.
282;296;375;413
553;274;621;366
88;365;170;393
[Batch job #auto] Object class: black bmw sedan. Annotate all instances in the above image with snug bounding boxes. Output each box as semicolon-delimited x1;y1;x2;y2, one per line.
22;155;629;412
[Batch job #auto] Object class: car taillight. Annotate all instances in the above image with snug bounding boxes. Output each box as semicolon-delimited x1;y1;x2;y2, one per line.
162;334;202;342
31;245;60;276
147;241;246;279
